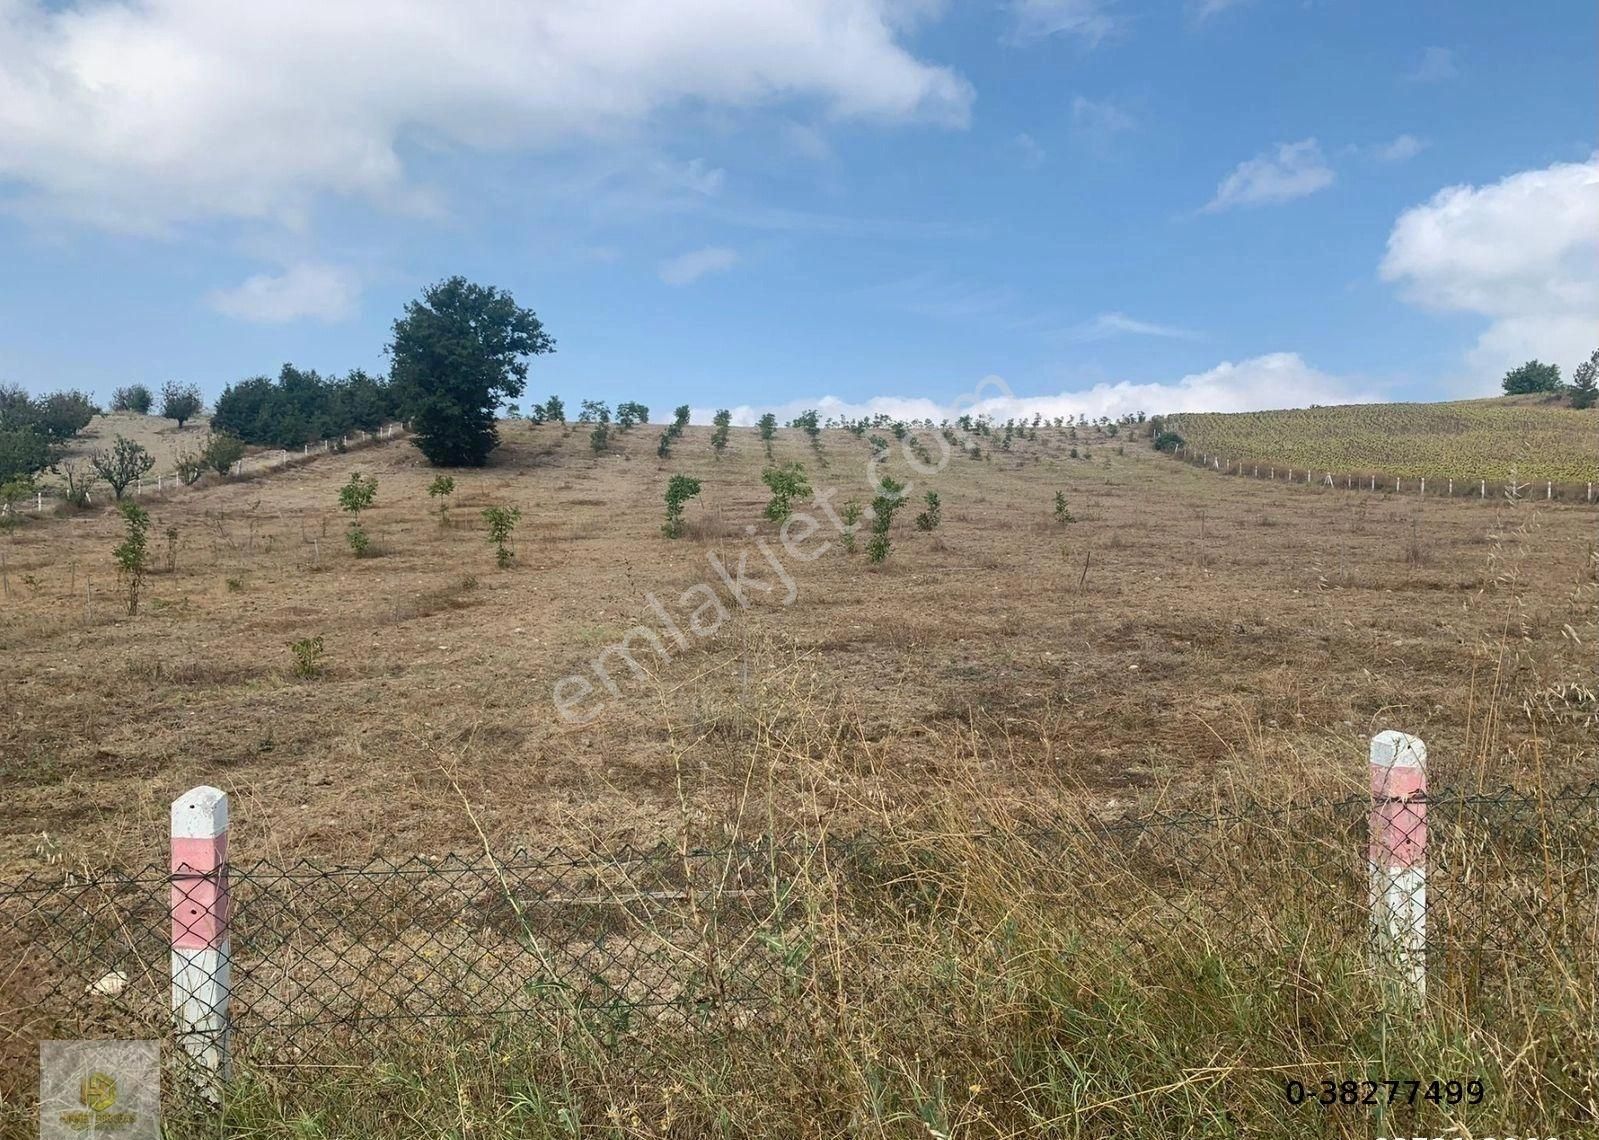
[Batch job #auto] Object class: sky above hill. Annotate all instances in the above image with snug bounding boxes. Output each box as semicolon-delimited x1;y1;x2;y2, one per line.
0;0;1594;423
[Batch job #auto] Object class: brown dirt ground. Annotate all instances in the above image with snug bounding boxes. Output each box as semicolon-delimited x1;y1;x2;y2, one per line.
1;421;1594;876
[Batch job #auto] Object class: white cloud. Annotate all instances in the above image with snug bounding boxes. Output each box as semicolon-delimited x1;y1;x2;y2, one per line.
1007;0;1118;45
712;352;1379;426
0;0;971;231
1059;312;1200;343
1405;46;1457;84
1189;0;1250;20
1375;134;1426;162
1013;132;1046;168
1204;139;1334;212
658;246;739;286
1071;95;1136;141
1380;156;1599;388
206;262;360;323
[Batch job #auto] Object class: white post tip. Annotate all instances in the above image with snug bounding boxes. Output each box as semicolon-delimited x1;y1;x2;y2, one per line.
171;786;229;838
1370;730;1426;771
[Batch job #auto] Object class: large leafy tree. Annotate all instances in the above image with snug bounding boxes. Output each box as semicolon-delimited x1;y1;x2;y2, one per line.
1501;359;1561;395
389;277;554;467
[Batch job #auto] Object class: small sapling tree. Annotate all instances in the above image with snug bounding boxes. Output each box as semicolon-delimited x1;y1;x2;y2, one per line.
578;399;611;424
866;476;906;564
914;490;941;532
428;474;456;525
841;499;862;553
662;474;703;537
339;471;378;556
589;420;610;454
90;435;155;499
758;412;777;457
762;462;811;524
289;635;326;679
58;460;98;507
482;505;521;568
112;499;151;615
711;409;732;457
1054;491;1074;524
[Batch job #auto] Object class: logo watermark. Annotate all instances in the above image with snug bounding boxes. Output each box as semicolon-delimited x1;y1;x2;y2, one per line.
39;1040;160;1139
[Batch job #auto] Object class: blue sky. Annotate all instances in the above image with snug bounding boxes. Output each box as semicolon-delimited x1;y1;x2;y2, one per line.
0;0;1594;423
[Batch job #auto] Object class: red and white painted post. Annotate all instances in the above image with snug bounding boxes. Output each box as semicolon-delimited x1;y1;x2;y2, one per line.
1369;731;1427;1003
171;785;232;1100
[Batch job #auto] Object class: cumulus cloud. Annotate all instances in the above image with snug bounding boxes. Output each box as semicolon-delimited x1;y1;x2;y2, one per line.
0;0;971;231
1380;156;1599;387
709;352;1378;426
1204;139;1334;211
206;263;361;323
658;246;739;286
1007;0;1118;45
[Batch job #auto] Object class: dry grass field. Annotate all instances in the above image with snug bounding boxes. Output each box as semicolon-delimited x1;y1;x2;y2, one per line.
40;410;216;488
2;418;1594;876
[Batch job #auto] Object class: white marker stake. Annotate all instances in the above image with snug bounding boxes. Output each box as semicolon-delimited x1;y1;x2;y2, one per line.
1369;731;1427;1005
171;786;231;1102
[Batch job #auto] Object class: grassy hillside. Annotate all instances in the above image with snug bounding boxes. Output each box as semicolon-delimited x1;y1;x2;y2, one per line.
1165;397;1599;483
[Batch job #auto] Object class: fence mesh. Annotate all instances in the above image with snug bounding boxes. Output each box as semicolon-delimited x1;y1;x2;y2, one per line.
2;785;1595;1112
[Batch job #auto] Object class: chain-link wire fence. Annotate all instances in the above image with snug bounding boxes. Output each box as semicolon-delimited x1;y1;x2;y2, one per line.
3;784;1596;1114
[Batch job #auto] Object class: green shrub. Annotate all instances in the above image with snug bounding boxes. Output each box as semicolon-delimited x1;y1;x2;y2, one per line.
111;384;154;415
914;490;941;532
761;463;811;524
663;474;703;538
202;432;247;476
589;421;610;454
1054;491;1074;524
483;505;521;568
758;412;777;456
616;401;649;429
289;635;326;679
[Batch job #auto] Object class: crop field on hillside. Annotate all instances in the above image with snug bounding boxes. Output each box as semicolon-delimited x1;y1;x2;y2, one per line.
1165;397;1599;484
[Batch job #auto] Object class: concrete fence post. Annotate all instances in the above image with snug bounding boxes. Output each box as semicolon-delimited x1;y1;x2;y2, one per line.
1480;480;1485;499
1547;481;1552;500
171;785;231;1101
1369;731;1427;1004
1419;477;1425;496
36;490;42;511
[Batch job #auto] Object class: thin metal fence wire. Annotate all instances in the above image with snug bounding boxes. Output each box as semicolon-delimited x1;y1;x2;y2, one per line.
1;785;1594;1092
